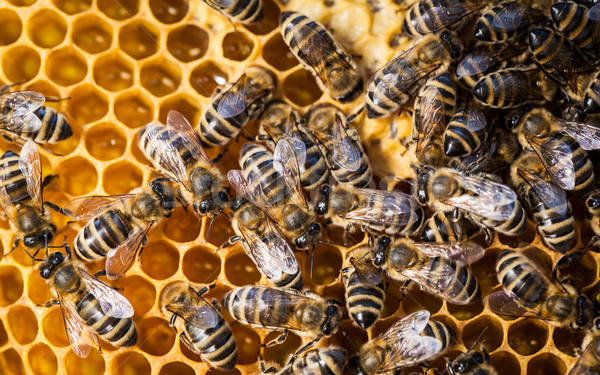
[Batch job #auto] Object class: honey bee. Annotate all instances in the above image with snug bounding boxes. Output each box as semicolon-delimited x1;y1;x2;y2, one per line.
365;31;462;119
444;101;489;157
473;0;545;42
304;104;372;188
456;44;522;90
0;90;72;147
139;110;229;217
373;237;483;305
509;152;575;253
62;179;176;279
197;0;263;24
38;248;136;358
401;0;485;36
280;12;364;103
486;248;594;329
473;66;557;108
198;65;276;148
222;199;303;290
447;348;497;375
353;310;452;374
414;166;527;237
0;140;57;254
567;317;600;374
420;211;476;243
160;281;237;370
259;346;347;375
228;141;322;249
222;285;343;347
258;101;330;192
585;189;600;246
583;70;600;115
551;1;598;53
314;183;425;236
341;245;386;329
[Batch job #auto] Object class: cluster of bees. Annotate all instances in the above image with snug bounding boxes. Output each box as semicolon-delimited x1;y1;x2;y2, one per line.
3;0;600;373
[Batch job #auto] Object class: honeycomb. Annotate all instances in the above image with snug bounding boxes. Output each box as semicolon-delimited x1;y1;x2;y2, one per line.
0;0;596;374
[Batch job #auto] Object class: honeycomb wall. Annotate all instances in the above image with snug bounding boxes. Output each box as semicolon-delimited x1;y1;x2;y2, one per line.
0;0;596;374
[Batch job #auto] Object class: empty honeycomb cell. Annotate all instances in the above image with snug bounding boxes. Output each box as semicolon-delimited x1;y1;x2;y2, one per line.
339;319;369;348
114;90;154;128
85;122;127;160
0;320;7;347
224;251;261;286
0;266;23;307
98;0;139;20
119;20;158;60
526;353;566;375
93;51;135;91
131;134;151;164
111;352;151;375
0;9;22;46
283;69;323;106
149;0;188;24
222;32;255;61
71;14;113;54
139;240;180;280
1;348;25;374
45;47;88;86
232;325;260;365
471;248;500;287
490;351;521;375
304;245;342;285
56;157;98;195
263;331;301;366
508;319;548;355
137;317;176;356
41;308;68;348
166;25;209;63
560;251;597;289
401;287;443;315
27;343;58;375
158;94;200;125
190;61;228;98
379;282;402;319
46;127;80;156
65;350;104;375
27;271;52;306
553;326;587;357
7;305;38;345
498;221;537;247
67;84;109;124
178;340;202;362
244;0;280;35
182;245;221;284
27;9;67;49
119;275;156;316
163;207;202;243
447;300;484;321
140;57;182;97
6;0;36;6
102;162;143;195
51;0;91;14
2;45;41;82
158;361;195;375
262;34;299;71
461;316;503;352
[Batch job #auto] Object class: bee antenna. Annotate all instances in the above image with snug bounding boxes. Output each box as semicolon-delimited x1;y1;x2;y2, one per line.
395;176;414;186
206;215;217;243
351;249;373;269
24;249;44;263
310;245;316;279
346;106;365;123
468;327;488;352
340;326;360;349
318;240;344;247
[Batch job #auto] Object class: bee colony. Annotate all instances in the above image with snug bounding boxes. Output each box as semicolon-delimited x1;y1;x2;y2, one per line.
1;0;600;374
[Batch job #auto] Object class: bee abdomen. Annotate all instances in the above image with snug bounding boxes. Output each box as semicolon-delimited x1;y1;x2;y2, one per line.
422;319;455;353
329;157;373;188
228;0;263;23
74;209;132;261
428;257;481;304
0;151;30;204
284;347;347;375
584;73;600;114
344;270;385;329
531;200;574;253
272;270;303;290
29;107;72;144
198;104;246;148
496;250;548;307
420;212;464;242
551;1;595;50
299;132;330;191
444;117;487;157
480;201;527;236
77;293;137;347
188;318;237;370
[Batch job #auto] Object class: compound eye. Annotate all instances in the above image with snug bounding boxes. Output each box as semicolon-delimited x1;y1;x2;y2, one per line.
199;200;210;214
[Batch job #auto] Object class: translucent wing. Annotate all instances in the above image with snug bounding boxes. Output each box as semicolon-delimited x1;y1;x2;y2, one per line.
457;52;493;77
166;110;212;166
485;290;553;320
381;334;443;371
79;269;134;318
217;78;250;119
465;105;487;132
144;122;192;191
19;140;43;209
62;195;135;221
59;293;95;358
343;188;421;226
518;169;569;215
379;310;430;343
401;260;471;304
105;223;152;280
330;115;361;172
567;338;598;375
417;0;482;33
590;3;600;20
0;91;44;133
228;170;277;219
352;257;384;285
167;291;220;329
559;121;600;151
492;2;524;31
416;86;445;157
529;137;576;190
273;138;307;207
0;183;15;224
413;242;485;265
206;0;235;7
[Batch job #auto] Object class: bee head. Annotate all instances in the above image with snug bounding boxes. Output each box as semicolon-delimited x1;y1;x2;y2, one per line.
574;295;594;330
150;179;176;212
39;251;65;279
23;224;56;250
315;185;331;216
321;300;343;336
414;165;434;205
440;31;462;60
295;223;321;249
586;192;600;213
373;237;391;267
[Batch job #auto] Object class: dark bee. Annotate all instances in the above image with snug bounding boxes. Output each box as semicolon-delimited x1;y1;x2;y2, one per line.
365;31;462;119
447;348;497;375
551;1;598;53
315;183;425;236
259;347;347;375
198;0;263;24
0;90;72;146
487;248;594;329
373;237;483;305
401;0;485;36
567;317;600;374
341;245;386;329
444;101;489;157
280;12;364;103
62;179;176;279
160;281;237;370
139;110;229;217
38;248;136;358
474;0;545;42
198;65;276;148
304;104;373;188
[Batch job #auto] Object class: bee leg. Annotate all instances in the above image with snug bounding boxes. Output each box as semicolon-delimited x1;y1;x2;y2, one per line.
92;333;101;355
195;282;217;297
587;236;600;251
555;250;584;270
44;201;62;213
38;299;60;308
263;330;288;347
0;80;26;93
179;332;196;351
258;353;278;374
211;300;222;313
42;174;59;188
93;270;124;291
218;236;241;252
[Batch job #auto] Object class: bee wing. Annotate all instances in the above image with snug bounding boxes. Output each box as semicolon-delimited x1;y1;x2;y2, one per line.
18;140;43;210
206;0;235;7
245;288;316;331
352;257;384;285
0;183;15;224
492;2;525;31
589;4;600;20
567;340;597;375
381;334;443;371
465;105;487;132
216;79;250;119
144;122;192;191
457;52;493;77
273;138;307;207
416;86;445;156
518;169;569;215
166;110;213;166
62;195;135;221
228;170;277;219
444;174;518;221
343;188;421;226
330;115;361;172
79;269;134;318
413;242;485;265
485;290;554;320
401;261;472;305
530;137;576;190
0;91;44;133
105;223;151;280
167;296;220;329
558;120;600;151
59;293;95;358
417;0;482;33
380;310;431;342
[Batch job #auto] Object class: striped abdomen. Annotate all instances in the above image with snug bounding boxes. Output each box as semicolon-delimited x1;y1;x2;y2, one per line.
13;107;72;144
421;319;455;354
546;132;595;195
584;72;600;114
342;266;386;329
421;212;470;242
551;1;596;51
223;286;293;330
401;0;477;35
443;106;489;157
280;348;347;375
187;316;237;370
419;256;481;304
76;292;137;347
198;95;255;148
0;150;30;205
326;144;373;188
527;188;574;253
496;249;549;308
203;0;263;23
475;199;527;236
473;69;544;108
295;129;330;192
74;209;133;261
353;193;424;236
239;142;290;207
